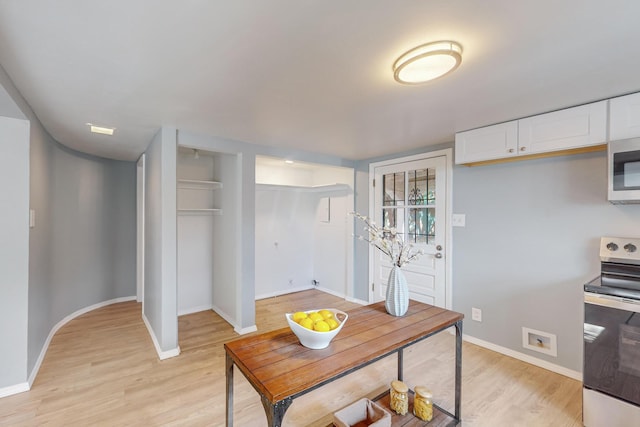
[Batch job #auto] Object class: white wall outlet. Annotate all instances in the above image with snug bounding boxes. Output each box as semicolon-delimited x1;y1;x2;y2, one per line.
471;307;482;322
452;214;466;227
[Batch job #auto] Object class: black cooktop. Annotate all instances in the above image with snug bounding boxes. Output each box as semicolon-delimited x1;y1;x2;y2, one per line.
584;275;640;300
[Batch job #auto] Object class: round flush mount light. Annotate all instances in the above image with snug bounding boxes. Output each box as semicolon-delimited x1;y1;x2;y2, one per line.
393;40;463;85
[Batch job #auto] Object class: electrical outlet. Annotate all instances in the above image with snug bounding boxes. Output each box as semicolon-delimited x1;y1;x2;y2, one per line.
472;307;482;322
452;214;466;227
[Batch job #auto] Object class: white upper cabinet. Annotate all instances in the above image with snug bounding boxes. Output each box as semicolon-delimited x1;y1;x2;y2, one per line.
455;121;518;164
518;100;607;154
610;92;640;140
455;100;608;165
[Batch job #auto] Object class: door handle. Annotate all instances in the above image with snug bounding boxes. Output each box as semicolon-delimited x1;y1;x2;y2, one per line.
435;253;442;259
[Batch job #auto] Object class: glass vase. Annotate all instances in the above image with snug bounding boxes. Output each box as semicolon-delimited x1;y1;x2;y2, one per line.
385;265;409;316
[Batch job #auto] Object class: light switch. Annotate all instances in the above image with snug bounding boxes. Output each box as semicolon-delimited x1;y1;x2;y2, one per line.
452;214;466;227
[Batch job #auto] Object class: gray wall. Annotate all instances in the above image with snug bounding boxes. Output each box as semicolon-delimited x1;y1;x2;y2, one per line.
0;116;29;389
453;151;640;371
0;64;137;390
355;146;640;372
30;140;136;376
144;127;178;352
353;165;371;302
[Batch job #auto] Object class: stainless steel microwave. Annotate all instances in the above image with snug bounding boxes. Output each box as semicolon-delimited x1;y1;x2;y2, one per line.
609;138;640;204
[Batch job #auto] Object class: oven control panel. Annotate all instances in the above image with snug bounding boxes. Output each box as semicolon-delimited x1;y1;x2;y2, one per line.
601;237;640;264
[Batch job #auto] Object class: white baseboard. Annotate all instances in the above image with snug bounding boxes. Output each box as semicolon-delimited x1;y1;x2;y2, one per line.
210;304;256;335
315;286;346;299
28;295;137;389
462;334;582;381
0;382;29;399
345;296;369;305
235;325;258;335
178;304;213;316
255;285;314;300
141;313;181;360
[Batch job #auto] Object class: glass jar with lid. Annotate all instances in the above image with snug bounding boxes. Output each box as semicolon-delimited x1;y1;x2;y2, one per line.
389;380;409;415
413;385;433;421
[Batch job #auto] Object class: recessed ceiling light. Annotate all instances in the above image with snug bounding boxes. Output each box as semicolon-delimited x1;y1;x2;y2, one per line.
393;40;463;85
86;123;115;136
284;160;294;164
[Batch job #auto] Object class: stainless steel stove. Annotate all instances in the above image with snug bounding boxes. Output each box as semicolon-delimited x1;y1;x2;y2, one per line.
583;237;640;427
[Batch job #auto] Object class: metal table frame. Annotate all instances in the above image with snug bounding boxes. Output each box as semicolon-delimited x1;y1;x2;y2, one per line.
226;319;462;426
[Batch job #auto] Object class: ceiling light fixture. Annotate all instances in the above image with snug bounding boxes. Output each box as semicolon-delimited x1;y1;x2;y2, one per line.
86;123;115;136
393;40;463;85
284;160;294;164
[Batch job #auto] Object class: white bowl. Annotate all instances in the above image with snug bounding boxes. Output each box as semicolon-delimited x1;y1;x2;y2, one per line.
285;308;348;349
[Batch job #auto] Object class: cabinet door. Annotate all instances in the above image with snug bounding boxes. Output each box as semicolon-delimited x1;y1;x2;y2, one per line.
518;100;607;154
455;121;518;164
610;92;640;140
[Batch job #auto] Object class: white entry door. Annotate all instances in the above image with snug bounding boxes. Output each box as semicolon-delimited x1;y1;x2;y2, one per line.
369;152;450;308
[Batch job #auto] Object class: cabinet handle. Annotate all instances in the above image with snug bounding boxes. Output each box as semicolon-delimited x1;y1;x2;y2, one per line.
508;148;515;153
520;146;527;152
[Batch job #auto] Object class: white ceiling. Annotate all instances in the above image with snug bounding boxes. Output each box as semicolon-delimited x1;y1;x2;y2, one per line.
1;1;639;161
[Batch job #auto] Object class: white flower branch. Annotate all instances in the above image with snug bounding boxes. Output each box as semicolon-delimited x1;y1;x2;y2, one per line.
352;212;424;268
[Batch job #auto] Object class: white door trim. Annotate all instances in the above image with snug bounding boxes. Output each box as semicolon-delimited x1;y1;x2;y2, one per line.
367;148;453;309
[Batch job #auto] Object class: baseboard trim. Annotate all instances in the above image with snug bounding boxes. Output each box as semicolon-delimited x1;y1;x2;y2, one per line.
0;382;29;399
210;304;256;335
141;313;181;360
345;296;369;306
255;285;314;300
462;334;583;381
314;286;346;299
28;295;137;389
178;304;213;316
235;325;258;335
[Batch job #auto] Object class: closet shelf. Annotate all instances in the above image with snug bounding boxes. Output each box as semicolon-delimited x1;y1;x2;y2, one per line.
255;183;350;193
178;179;223;190
178;208;223;216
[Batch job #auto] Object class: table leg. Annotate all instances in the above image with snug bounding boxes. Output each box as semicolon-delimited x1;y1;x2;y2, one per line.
260;395;293;427
226;353;233;427
397;348;404;381
454;320;463;421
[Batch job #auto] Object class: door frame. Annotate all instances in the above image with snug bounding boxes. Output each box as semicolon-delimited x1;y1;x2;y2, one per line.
367;148;453;309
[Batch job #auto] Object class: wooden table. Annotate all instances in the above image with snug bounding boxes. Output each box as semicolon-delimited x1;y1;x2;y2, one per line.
224;300;463;426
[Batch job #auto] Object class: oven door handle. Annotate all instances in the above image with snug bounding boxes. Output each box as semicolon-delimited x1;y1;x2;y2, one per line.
585;292;640;313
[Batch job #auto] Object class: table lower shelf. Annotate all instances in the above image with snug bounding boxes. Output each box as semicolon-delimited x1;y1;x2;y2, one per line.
328;391;459;427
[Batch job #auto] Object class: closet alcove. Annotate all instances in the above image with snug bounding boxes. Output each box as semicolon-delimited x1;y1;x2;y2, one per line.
255;156;354;301
177;147;238;322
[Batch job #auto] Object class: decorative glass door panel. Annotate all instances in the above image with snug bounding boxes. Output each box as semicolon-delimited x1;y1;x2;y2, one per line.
382;168;437;244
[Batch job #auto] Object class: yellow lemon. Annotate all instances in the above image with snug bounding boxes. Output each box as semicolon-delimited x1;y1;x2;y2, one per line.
313;320;330;332
308;312;324;323
326;318;339;330
319;309;334;319
299;317;314;330
292;312;308;323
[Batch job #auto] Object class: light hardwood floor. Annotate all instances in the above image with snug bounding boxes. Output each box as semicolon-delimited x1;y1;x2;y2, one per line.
0;291;582;426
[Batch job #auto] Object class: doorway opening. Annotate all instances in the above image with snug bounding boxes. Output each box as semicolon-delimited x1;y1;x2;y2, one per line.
255;156;355;302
